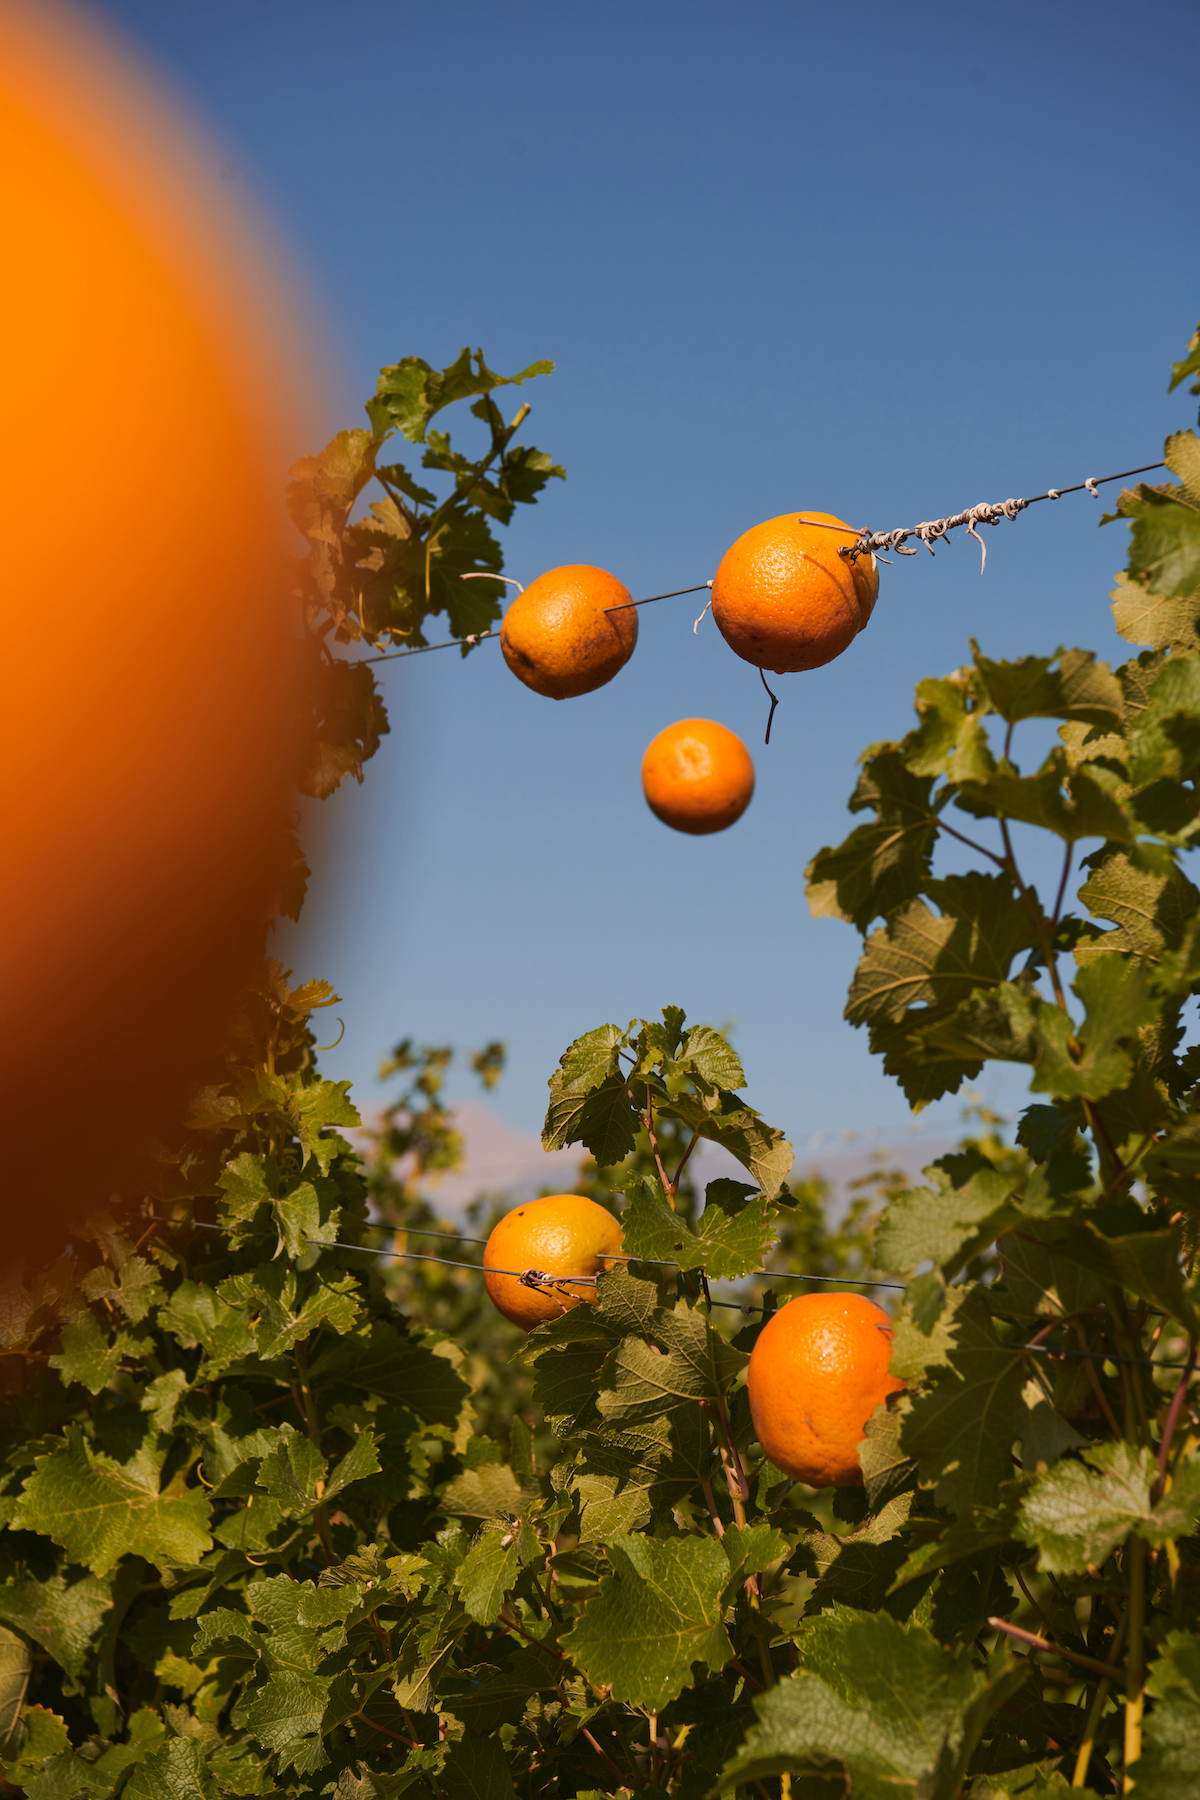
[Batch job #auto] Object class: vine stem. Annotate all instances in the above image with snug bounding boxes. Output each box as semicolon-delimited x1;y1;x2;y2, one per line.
1072;1608;1128;1789
1124;1537;1146;1791
1154;1339;1198;1500
988;1617;1129;1683
580;1727;625;1786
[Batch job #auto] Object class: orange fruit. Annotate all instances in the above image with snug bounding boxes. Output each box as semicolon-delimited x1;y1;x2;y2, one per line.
711;513;879;674
483;1194;624;1330
641;718;755;835
747;1292;904;1487
1;2;313;1266
500;565;637;699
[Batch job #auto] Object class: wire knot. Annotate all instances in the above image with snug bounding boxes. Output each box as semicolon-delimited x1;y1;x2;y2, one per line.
1084;477;1100;499
518;1268;554;1289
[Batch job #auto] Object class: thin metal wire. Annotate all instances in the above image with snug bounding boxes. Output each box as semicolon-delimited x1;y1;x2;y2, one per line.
362;630;498;665
845;461;1167;566
144;1212;1199;1371
602;582;712;615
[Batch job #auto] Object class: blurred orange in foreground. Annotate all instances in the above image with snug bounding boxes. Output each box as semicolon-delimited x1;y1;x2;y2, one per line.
1;3;315;1267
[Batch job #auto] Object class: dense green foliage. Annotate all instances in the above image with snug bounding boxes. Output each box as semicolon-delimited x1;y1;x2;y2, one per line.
4;331;1200;1800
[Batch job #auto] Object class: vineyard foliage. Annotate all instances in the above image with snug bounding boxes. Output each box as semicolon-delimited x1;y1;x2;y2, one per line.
2;333;1200;1798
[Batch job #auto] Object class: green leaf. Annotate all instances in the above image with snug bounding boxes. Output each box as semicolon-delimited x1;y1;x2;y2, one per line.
13;1428;212;1577
1119;484;1200;599
367;347;553;444
657;1089;793;1199
454;1530;521;1625
956;750;1134;844
846;874;1037;1030
1111;571;1200;650
0;1627;29;1754
679;1024;745;1090
47;1307;120;1395
1170;325;1200;395
308;1322;471;1429
970;645;1124;730
899;676;995;782
123;1736;220;1800
217;1151;271;1226
0;1572;111;1680
440;1462;536;1521
897;1286;1027;1514
1047;1215;1200;1333
441;1733;518;1800
620;1177;775;1279
560;1532;732;1710
1030;954;1158;1102
542;1024;637;1164
806;749;939;929
2;1707;70;1788
874;1157;1017;1276
1076;848;1200;963
1134;1629;1200;1799
715;1607;994;1794
286;428;378;536
1017;1442;1200;1574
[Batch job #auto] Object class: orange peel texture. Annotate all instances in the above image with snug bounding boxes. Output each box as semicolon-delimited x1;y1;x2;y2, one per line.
641;718;755;835
483;1194;624;1331
747;1291;904;1487
711;513;878;674
501;565;637;698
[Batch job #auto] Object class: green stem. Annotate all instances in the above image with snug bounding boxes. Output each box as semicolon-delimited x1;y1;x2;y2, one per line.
1072;1608;1128;1789
1124;1537;1146;1792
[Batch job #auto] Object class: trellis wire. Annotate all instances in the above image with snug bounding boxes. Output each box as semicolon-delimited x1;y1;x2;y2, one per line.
353;457;1167;664
144;1213;1197;1372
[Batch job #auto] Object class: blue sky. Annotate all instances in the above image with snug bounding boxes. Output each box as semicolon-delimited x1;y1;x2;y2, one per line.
98;0;1200;1152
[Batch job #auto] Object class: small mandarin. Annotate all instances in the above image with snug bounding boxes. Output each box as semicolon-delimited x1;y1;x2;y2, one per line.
500;564;637;699
747;1291;904;1487
641;718;755;835
711;513;878;675
483;1194;624;1331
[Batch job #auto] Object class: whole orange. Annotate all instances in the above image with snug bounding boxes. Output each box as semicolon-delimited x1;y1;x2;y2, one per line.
500;565;637;699
710;513;878;674
747;1292;903;1486
641;718;755;835
483;1194;624;1330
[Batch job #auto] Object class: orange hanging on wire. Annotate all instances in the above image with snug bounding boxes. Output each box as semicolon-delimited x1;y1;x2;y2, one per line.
710;513;878;674
483;1194;624;1330
641;718;755;835
747;1291;904;1486
500;564;637;698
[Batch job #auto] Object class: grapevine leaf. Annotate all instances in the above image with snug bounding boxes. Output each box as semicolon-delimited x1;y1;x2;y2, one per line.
1118;484;1200;600
715;1608;996;1794
970;646;1124;730
657;1089;793;1198
13;1429;212;1577
896;1286;1027;1514
306;1322;470;1429
1111;571;1200;651
678;1024;745;1091
1135;1629;1200;1800
955;751;1134;844
1030;954;1158;1102
1075;848;1200;963
560;1532;732;1710
620;1177;776;1279
1017;1442;1200;1573
441;1733;519;1800
874;1158;1017;1276
367;348;552;444
806;749;939;929
0;1572;111;1680
454;1530;520;1625
846;875;1037;1029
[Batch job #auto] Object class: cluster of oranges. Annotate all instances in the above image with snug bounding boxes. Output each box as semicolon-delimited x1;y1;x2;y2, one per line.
481;1194;901;1490
499;512;880;836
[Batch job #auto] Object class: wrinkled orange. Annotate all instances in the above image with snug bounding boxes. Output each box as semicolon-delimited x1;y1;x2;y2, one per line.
500;565;637;699
641;718;755;835
483;1194;624;1330
711;513;878;674
747;1292;904;1487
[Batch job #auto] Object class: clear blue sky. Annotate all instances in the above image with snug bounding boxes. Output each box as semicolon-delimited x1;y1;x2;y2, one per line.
98;0;1200;1151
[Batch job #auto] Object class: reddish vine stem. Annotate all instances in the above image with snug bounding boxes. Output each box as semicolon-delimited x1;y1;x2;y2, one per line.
581;1727;625;1787
1154;1339;1198;1500
1076;1325;1123;1438
988;1617;1129;1684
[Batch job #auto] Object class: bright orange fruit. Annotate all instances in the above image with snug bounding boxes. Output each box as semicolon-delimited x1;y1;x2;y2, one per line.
500;565;637;698
641;718;755;835
711;513;878;674
747;1291;904;1486
483;1194;624;1330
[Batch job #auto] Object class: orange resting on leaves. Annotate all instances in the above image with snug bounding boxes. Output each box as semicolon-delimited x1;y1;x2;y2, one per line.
500;564;637;698
710;512;879;675
483;1194;624;1331
641;718;755;835
747;1291;904;1487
